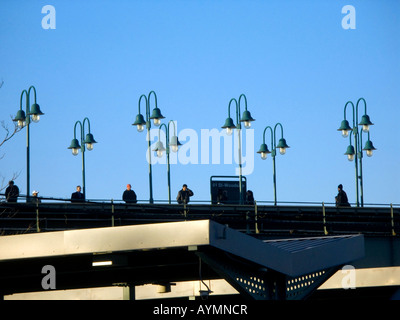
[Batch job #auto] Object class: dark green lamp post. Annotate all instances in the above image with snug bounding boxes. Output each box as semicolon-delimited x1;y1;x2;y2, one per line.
337;97;376;207
132;91;165;204
257;123;289;206
221;94;255;204
68;117;97;201
12;86;44;202
153;120;182;204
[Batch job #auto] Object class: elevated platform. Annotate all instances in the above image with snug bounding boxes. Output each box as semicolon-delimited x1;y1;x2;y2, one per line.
1;202;399;237
0;220;364;300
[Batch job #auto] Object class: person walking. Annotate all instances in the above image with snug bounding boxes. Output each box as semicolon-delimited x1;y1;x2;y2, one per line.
335;184;350;207
123;184;137;204
176;184;194;204
5;180;19;203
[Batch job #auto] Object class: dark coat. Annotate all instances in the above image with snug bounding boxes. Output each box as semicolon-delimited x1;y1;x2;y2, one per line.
123;189;137;203
71;191;85;203
5;185;19;202
176;189;194;204
336;190;350;207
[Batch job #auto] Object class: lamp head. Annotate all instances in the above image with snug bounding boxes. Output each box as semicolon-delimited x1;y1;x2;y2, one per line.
359;114;373;133
222;117;236;135
29;103;44;123
240;110;255;128
338;119;352;137
132;113;146;132
363;139;376;157
68;138;81;156
344;145;355;161
13;109;26;128
276;138;290;155
257;143;271;160
84;133;97;151
169;135;182;152
153;140;166;157
149;107;165;126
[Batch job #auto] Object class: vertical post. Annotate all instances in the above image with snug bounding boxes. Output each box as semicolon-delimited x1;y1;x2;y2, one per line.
81;142;86;201
238;127;243;204
354;129;360;207
322;202;328;235
26;113;30;202
111;199;115;227
358;132;364;207
36;198;40;232
167;148;171;204
254;200;259;234
391;203;396;236
147;126;154;204
272;153;277;206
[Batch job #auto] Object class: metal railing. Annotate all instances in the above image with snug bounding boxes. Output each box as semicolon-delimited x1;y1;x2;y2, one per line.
1;194;399;237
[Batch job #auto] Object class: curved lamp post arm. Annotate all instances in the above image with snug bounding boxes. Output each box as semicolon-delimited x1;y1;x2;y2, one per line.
27;86;38;106
344;101;356;129
227;98;239;126
262;126;275;155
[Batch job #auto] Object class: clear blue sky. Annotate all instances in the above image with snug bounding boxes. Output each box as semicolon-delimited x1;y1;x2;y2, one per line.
1;0;399;205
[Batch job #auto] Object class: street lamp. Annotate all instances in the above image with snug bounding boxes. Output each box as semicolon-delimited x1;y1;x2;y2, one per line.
132;91;165;204
257;123;289;206
68;117;97;201
12;86;44;202
337;97;376;207
221;94;255;204
153;120;182;204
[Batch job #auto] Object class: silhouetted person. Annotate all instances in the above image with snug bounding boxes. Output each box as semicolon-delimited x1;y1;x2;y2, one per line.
217;189;228;204
5;180;19;202
123;184;137;204
71;185;84;203
335;184;350;207
29;190;41;204
176;184;194;204
246;190;255;205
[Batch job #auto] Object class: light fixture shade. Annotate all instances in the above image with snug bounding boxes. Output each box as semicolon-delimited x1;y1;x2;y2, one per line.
338;119;352;132
221;117;236;129
132;113;146;126
276;138;290;149
13;109;26;122
68;138;81;149
84;133;97;145
153;140;166;157
153;141;166;152
344;145;355;155
149;107;165;120
363;140;376;152
359;114;374;132
29;103;44;116
359;114;373;127
257;143;271;154
240;110;255;123
169;135;182;147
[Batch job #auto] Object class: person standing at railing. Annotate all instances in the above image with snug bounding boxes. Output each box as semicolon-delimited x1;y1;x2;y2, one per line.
71;185;85;203
245;190;255;205
29;190;41;204
335;184;350;207
176;184;194;204
123;184;137;204
5;180;19;203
